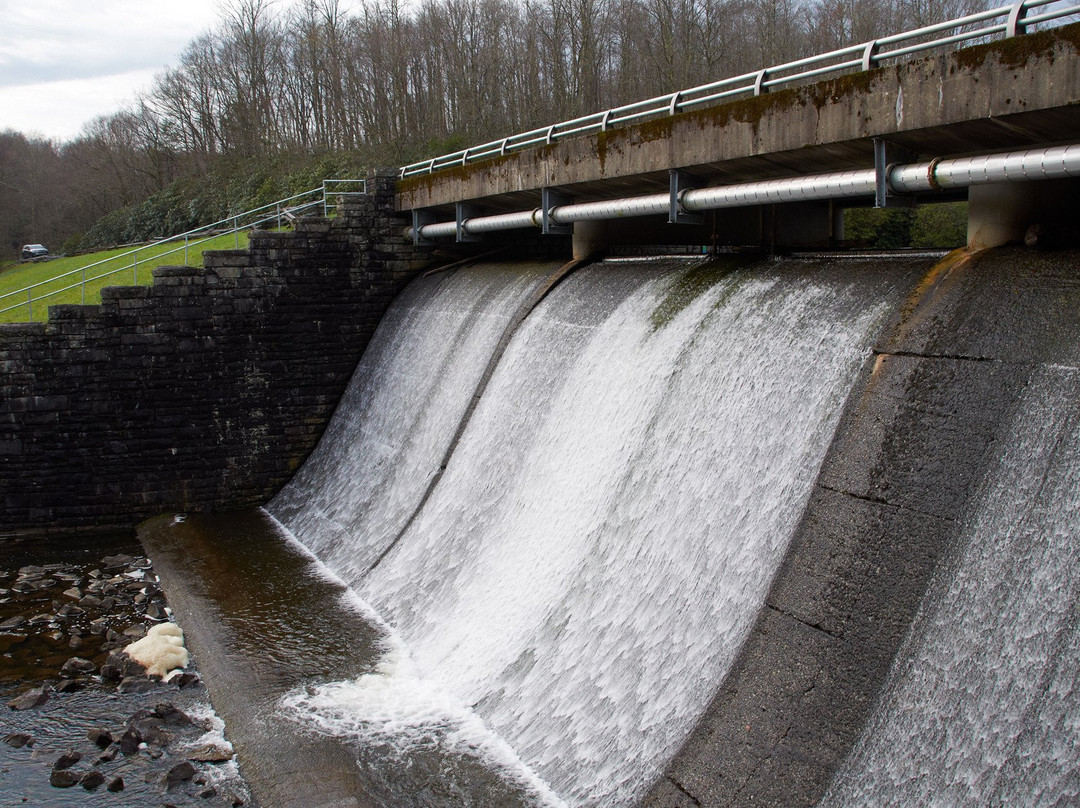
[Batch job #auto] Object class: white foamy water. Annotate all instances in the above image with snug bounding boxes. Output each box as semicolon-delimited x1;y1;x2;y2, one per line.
271;262;558;580
821;364;1080;807
274;257;913;806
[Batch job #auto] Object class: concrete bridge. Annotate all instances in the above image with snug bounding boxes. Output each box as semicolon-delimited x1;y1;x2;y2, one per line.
396;19;1080;256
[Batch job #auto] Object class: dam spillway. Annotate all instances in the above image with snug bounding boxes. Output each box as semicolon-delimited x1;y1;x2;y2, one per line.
136;247;1080;807
267;254;923;805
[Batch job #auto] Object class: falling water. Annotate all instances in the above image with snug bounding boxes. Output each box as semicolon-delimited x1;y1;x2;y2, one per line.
271;256;924;805
821;364;1080;807
271;261;560;579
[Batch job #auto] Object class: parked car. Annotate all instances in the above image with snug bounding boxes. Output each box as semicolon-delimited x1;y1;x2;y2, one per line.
21;244;49;260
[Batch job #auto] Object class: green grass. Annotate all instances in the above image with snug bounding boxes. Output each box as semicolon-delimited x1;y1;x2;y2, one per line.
0;232;253;324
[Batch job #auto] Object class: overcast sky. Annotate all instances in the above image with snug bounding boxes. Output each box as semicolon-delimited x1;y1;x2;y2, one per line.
0;0;226;143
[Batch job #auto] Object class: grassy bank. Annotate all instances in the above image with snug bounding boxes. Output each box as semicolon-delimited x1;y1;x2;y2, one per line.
0;232;251;324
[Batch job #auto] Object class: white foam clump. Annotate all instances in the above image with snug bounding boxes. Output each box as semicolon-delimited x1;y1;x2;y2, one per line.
124;622;189;679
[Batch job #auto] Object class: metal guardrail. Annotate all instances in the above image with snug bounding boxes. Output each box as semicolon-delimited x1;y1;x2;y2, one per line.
1;179;366;321
400;0;1080;179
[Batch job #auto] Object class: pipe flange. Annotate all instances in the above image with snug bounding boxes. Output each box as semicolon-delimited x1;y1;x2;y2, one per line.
927;158;943;191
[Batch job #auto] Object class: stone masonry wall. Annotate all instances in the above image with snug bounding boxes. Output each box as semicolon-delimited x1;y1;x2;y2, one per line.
0;172;431;536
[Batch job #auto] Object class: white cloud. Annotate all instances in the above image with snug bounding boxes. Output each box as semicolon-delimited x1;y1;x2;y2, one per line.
0;0;222;140
0;68;159;142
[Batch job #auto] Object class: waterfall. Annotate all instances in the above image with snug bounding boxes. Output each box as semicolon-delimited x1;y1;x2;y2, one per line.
821;363;1080;807
270;256;920;806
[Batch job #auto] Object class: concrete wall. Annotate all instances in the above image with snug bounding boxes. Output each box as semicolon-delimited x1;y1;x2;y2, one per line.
0;174;431;536
645;245;1080;806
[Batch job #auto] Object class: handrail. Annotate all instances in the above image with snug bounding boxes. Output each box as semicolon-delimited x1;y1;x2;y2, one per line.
1;179;366;321
399;0;1080;179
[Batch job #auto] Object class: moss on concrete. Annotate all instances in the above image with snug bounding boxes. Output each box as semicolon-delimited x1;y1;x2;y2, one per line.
955;19;1080;72
650;256;748;330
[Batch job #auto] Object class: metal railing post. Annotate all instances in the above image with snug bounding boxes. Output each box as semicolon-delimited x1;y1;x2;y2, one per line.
133;250;138;284
184;235;189;266
234;218;240;249
81;268;86;304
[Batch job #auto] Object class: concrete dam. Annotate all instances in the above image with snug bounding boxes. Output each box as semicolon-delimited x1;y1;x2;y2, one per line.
137;244;1080;807
4;14;1080;806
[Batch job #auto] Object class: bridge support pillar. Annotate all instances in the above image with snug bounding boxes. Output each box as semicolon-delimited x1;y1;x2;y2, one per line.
573;220;608;261
968;179;1076;250
968;183;1036;250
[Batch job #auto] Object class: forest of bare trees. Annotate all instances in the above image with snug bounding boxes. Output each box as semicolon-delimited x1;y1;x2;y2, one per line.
2;0;986;259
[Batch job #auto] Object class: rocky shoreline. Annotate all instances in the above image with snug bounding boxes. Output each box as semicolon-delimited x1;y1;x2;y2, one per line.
1;543;253;807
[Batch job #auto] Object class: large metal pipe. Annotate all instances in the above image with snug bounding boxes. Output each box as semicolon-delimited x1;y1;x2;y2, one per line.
407;144;1080;242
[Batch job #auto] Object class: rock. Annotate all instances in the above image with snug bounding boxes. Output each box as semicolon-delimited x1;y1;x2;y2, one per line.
133;717;167;745
97;746;119;764
62;587;82;599
175;672;201;689
118;727;142;756
87;728;114;749
80;769;106;791
28;613;53;625
78;594;102;608
57;603;85;618
49;769;79;788
155;702;194;726
147;746;164;759
7;686;49;711
0;615;27;629
101;554;135;570
106;776;125;792
53;750;82;770
187;743;235;763
122;624;147;638
164;761;197;789
55;678;86;694
60;656;96;678
146;603;168;620
89;618;109;634
68;636;84;650
98;596;116;610
126;707;152;724
119;676;158;694
101;650;146;680
199;786;218;799
3;733;33;748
